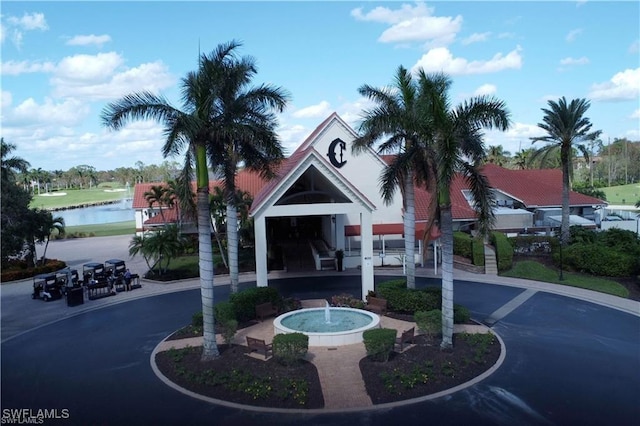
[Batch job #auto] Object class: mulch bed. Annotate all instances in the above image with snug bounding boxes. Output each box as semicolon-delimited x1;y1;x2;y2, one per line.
360;333;501;405
155;332;501;409
155;344;324;409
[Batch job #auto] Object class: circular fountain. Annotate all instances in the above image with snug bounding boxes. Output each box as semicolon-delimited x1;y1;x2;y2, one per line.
273;303;380;346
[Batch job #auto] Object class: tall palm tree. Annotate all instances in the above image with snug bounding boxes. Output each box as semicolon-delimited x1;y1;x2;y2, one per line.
352;65;427;289
204;50;289;294
102;41;260;361
418;71;511;350
531;97;601;245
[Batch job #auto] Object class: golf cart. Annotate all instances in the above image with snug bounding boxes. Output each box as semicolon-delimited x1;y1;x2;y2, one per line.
105;259;141;292
55;268;83;306
82;262;114;300
32;273;63;302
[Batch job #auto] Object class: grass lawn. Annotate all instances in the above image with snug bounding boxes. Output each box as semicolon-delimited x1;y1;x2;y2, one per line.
64;221;136;238
30;184;129;210
503;260;629;298
600;183;640;206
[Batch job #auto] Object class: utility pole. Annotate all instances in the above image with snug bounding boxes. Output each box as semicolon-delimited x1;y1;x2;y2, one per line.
608;137;611;186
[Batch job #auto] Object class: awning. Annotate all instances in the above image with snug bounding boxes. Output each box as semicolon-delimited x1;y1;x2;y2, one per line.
344;222;441;241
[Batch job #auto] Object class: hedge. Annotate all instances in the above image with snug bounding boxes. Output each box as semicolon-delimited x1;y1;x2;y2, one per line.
228;286;282;322
363;328;396;362
0;259;67;282
273;332;308;366
490;232;514;272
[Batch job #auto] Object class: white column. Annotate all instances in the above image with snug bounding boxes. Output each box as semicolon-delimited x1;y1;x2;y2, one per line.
254;215;268;287
360;211;374;300
335;214;346;250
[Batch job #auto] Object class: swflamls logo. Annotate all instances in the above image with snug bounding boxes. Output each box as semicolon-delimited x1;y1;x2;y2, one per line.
1;409;70;424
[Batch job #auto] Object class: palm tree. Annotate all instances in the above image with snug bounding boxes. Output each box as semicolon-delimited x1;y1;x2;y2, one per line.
486;145;510;166
102;41;262;361
1;138;30;181
144;184;174;224
513;148;534;170
418;72;511;350
204;51;289;294
40;214;65;265
531;97;601;245
352;65;426;289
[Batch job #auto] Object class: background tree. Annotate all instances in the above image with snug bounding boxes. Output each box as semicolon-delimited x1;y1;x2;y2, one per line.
144;184;174;224
1;139;32;266
485;145;510;166
531;97;601;244
513;148;535;169
39;214;65;264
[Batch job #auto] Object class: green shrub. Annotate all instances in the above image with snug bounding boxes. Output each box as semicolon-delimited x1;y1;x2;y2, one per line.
221;319;238;345
472;238;485;267
229;287;282;322
363;328;396;362
414;309;441;338
214;301;236;324
377;284;441;314
377;279;407;291
562;244;639;277
491;232;514;272
453;304;471;324
453;232;473;259
273;333;309;366
331;293;365;308
191;311;203;328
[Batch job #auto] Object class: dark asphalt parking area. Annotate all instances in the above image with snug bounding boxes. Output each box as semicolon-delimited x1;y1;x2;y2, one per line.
2;276;639;425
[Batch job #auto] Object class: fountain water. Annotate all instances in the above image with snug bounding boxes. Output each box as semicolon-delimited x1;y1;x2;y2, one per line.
273;305;380;347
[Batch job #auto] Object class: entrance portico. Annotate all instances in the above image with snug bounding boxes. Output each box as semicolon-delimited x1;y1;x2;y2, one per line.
251;148;376;299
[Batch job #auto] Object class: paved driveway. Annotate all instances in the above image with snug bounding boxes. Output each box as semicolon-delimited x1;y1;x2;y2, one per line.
1;237;639;425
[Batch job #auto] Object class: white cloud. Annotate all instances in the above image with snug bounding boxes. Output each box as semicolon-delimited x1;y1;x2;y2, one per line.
3;12;48;49
629;40;640;54
630;109;640;119
7;12;48;31
8;97;90;128
565;28;582;42
291;101;332;119
559;56;589;66
1;90;12;110
50;53;175;101
277;123;308;154
351;2;462;47
497;32;515;39
66;34;112;47
462;32;491;45
0;22;5;44
474;84;497;96
1;59;56;75
589;68;640;101
576;0;588;8
412;46;522;75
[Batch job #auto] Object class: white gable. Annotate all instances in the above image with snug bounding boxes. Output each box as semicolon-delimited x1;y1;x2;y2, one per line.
301;115;403;226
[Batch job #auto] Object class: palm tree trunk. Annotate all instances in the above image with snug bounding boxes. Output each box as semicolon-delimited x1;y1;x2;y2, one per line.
440;200;454;350
404;171;416;289
196;150;219;361
227;203;239;294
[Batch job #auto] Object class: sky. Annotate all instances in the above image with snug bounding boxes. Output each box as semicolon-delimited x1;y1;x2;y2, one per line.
1;1;639;172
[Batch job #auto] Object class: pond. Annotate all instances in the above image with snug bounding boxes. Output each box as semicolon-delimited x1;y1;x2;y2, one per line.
55;199;134;227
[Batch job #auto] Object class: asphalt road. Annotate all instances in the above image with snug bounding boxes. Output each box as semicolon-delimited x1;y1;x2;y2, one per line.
1;237;639;425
